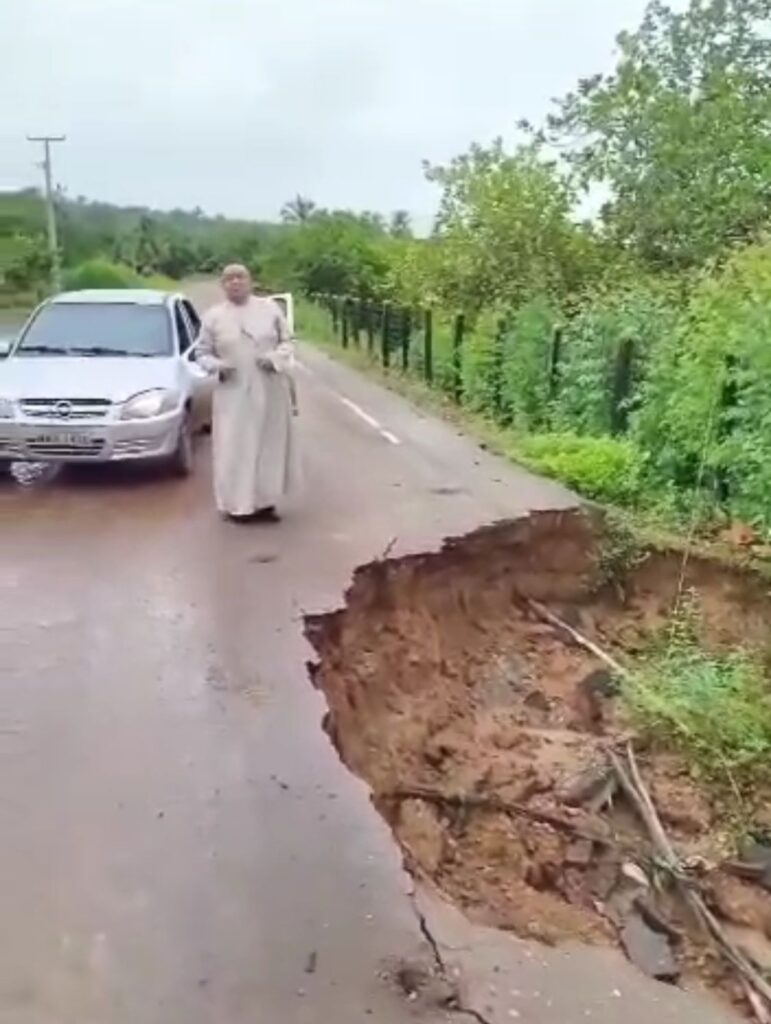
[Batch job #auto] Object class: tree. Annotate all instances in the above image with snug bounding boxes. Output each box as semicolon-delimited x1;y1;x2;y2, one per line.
265;211;390;296
545;0;771;271
423;139;598;310
280;194;317;224
390;210;412;238
0;233;50;294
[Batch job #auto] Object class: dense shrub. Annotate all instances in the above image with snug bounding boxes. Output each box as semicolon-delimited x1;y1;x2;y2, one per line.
515;433;645;505
634;242;771;527
624;598;771;793
62;260;143;290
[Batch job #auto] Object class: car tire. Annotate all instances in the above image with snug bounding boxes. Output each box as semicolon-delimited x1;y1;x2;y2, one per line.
169;413;194;477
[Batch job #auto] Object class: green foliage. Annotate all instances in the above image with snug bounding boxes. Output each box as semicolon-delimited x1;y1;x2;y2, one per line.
633;240;771;526
280;195;317;224
264;211;391;298
553;283;679;435
499;298;560;429
595;509;649;587
624;596;771;793
515;432;646;505
0;232;50;297
423;140;599;311
62;260;143;290
546;0;771;271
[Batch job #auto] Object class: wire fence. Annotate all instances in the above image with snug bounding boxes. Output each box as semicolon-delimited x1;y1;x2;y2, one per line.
311;293;638;437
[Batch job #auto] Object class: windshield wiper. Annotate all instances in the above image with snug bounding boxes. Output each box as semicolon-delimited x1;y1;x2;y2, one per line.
16;344;69;355
70;345;154;357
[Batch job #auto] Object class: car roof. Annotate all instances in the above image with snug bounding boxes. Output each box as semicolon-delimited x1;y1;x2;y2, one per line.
50;289;174;306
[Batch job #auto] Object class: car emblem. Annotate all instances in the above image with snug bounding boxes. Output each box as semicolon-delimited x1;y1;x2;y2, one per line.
54;400;73;419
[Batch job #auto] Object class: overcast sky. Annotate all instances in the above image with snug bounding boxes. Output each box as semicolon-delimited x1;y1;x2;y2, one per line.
1;0;685;227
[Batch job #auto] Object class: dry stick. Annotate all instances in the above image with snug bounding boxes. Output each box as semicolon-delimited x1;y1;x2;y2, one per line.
611;744;771;1017
525;597;629;679
388;786;612;846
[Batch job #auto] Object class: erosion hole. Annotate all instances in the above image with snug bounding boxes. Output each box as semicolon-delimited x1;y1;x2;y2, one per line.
305;509;771;1001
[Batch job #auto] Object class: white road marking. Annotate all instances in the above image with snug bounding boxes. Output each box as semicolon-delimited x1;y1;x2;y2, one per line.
339;396;382;431
297;352;402;445
379;429;402;446
337;396;402;446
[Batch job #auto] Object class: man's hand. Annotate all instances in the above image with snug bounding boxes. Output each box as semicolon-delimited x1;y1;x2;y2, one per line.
256;356;276;373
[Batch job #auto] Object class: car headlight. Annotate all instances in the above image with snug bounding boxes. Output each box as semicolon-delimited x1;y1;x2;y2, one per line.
0;398;15;420
120;389;181;420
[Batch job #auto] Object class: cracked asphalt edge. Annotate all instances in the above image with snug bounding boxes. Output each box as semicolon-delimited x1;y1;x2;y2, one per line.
407;887;494;1024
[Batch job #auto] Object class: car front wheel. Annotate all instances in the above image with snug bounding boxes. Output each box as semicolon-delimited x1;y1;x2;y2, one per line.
169;413;194;477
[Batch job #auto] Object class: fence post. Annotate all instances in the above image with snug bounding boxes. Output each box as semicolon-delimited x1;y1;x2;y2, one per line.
352;298;362;347
716;353;738;506
423;309;433;385
341;297;350;349
452;313;465;404
365;301;375;354
400;307;411;372
610;336;635;435
331;296;340;336
381;303;391;368
493;317;507;421
548;326;563;399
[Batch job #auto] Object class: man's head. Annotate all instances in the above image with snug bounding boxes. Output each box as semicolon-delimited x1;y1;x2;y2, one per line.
221;264;252;305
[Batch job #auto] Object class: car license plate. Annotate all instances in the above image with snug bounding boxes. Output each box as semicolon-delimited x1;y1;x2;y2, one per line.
31;433;94;447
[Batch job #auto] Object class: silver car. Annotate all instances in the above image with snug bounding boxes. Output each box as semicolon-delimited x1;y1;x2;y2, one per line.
0;289;213;475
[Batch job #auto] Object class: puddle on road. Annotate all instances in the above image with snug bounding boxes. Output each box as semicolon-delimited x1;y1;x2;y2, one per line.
305;509;771;1014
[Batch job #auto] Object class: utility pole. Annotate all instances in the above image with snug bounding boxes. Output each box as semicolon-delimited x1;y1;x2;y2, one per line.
27;134;66;293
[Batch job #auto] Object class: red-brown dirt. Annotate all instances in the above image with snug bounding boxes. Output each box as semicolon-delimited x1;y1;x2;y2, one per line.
305;510;771;1014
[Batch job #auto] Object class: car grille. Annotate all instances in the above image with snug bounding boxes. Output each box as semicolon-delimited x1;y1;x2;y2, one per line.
25;438;105;458
20;398;111;420
0;438;23;457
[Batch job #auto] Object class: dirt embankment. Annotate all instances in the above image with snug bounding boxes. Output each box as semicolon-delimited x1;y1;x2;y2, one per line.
305;510;771;1013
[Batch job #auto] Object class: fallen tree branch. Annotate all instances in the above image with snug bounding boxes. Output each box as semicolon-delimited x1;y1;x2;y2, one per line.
611;743;771;1017
525;598;629;680
386;786;612;846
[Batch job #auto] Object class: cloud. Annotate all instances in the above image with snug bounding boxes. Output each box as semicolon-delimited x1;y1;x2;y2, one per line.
0;0;688;221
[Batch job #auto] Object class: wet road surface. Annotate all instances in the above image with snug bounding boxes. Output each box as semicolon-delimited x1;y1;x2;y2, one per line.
0;316;736;1022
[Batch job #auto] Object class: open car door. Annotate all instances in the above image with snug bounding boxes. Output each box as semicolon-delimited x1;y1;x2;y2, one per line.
270;293;295;336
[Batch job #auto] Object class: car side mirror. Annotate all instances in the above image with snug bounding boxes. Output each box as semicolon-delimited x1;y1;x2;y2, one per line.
0;338;13;359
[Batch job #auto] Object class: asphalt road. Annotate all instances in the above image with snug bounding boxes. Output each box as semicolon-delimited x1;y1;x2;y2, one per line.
0;298;736;1024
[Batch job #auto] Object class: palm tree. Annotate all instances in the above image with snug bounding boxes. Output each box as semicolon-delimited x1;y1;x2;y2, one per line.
281;194;317;224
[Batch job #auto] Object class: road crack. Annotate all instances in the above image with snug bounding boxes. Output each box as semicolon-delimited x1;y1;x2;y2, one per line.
408;889;494;1024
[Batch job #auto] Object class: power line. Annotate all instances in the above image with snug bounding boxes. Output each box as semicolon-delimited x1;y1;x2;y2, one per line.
27;134;66;293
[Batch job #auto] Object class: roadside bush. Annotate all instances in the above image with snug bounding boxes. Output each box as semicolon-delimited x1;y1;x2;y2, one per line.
62;259;142;290
624;598;771;794
499;297;558;429
553;285;678;436
462;310;506;414
514;432;645;505
634;242;771;531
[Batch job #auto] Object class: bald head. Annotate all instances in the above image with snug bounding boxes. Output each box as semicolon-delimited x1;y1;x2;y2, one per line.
221;263;252;305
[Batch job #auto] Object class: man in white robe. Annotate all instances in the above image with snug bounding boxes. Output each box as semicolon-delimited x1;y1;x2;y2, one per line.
196;265;300;520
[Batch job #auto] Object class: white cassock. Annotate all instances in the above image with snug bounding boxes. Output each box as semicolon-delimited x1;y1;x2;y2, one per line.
196;296;300;517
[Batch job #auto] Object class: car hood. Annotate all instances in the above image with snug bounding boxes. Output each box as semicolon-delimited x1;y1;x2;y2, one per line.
0;356;180;402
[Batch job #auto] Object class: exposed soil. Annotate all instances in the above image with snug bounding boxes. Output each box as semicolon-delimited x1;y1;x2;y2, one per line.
305;509;771;1014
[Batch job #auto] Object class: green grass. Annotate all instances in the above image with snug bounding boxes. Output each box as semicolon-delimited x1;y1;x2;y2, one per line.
623;598;771;796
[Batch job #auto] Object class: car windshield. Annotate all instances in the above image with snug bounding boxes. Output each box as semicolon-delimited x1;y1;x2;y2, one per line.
15;302;173;358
